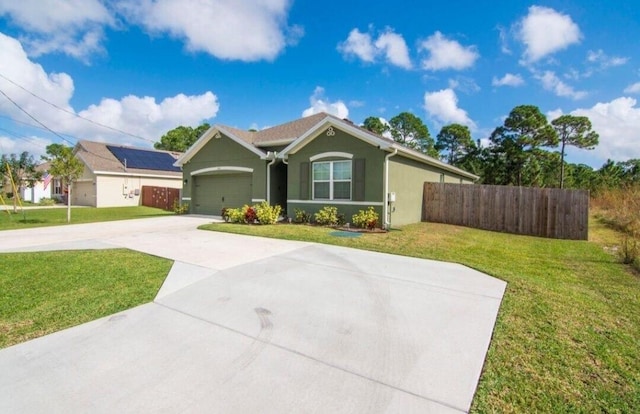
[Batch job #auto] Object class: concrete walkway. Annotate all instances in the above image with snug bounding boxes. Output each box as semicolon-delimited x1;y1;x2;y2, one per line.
0;216;506;413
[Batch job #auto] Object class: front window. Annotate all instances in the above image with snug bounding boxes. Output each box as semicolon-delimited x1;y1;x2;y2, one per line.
313;160;351;200
53;179;62;195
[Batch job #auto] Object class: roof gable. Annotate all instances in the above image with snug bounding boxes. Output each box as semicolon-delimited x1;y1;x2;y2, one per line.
174;125;267;167
278;116;393;157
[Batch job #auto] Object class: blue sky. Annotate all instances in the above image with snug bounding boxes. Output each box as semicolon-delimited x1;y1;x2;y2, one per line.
1;0;639;168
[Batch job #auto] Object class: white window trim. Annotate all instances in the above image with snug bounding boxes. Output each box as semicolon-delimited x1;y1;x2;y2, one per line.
309;152;353;162
288;200;384;206
191;166;253;176
312;160;352;201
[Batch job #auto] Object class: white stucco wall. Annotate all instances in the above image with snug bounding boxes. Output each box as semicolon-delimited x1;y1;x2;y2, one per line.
22;182;52;203
93;174;182;207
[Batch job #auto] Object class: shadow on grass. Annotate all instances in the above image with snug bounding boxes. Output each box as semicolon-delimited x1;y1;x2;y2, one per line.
18;219;48;224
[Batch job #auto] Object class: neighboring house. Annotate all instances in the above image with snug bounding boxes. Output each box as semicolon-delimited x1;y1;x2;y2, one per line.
21;162;58;203
72;140;183;207
175;113;478;227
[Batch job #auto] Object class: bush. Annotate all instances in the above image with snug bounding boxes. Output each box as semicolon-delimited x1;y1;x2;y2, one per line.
592;184;640;270
221;207;230;222
242;205;257;223
619;234;640;268
352;206;379;230
294;208;311;224
314;206;339;226
172;199;189;214
255;201;282;225
225;207;244;223
38;198;56;206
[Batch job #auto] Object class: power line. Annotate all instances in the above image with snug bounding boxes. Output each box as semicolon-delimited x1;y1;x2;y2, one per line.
0;114;78;141
0;72;155;144
0;88;116;165
0;87;75;146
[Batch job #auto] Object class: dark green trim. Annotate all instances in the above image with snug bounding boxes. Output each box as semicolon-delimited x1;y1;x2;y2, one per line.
353;158;365;201
299;161;309;200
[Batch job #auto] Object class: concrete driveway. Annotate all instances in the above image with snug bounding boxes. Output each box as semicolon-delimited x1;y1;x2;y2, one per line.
0;216;506;413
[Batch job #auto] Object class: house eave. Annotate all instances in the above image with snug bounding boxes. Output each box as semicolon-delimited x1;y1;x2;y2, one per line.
254;138;296;147
390;144;479;181
93;171;182;179
278;116;392;158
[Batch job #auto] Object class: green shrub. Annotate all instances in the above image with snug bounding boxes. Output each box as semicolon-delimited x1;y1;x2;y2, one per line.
226;207;244;223
294;208;311;224
314;206;339;226
221;207;230;222
38;197;56;206
255;201;282;225
352;206;379;229
172;199;189;214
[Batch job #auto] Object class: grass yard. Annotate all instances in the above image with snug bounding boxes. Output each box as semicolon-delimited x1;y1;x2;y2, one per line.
199;219;640;413
0;249;172;348
0;206;173;230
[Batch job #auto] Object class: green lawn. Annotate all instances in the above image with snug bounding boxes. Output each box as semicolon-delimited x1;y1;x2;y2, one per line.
0;206;174;230
0;249;172;348
198;220;640;413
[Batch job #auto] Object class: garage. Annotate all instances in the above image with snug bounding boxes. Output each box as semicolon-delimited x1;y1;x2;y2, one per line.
192;173;252;215
72;181;96;207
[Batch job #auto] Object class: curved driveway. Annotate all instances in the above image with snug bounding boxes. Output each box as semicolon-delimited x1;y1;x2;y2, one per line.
0;215;506;413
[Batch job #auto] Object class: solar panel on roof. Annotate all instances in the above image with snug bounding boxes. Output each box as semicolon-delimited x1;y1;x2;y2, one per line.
107;146;181;172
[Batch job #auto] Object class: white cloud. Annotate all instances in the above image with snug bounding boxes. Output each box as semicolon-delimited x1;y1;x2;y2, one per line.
116;0;300;62
419;31;479;71
497;25;511;55
624;82;640;94
338;27;412;69
302;87;349;119
423;88;476;129
517;6;582;63
572;97;640;162
0;135;54;159
448;76;480;93
0;32;219;152
69;92;219;143
536;71;587;100
587;49;628;68
374;30;412;69
492;73;525;87
0;0;113;60
547;108;564;121
338;28;376;62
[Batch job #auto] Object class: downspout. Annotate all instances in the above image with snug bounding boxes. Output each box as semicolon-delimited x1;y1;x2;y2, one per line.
383;148;398;229
266;151;277;204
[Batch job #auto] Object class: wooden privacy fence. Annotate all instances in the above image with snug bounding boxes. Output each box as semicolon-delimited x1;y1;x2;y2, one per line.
422;183;589;240
141;186;180;211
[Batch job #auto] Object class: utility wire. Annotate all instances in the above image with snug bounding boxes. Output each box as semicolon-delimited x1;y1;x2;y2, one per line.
0;113;76;139
0;87;75;146
0;88;121;165
0;72;154;143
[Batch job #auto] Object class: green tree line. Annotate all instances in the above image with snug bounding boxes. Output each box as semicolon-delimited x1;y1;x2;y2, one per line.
364;105;637;193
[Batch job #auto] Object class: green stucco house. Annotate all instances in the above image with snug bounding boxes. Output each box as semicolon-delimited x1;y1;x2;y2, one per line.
174;112;477;228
